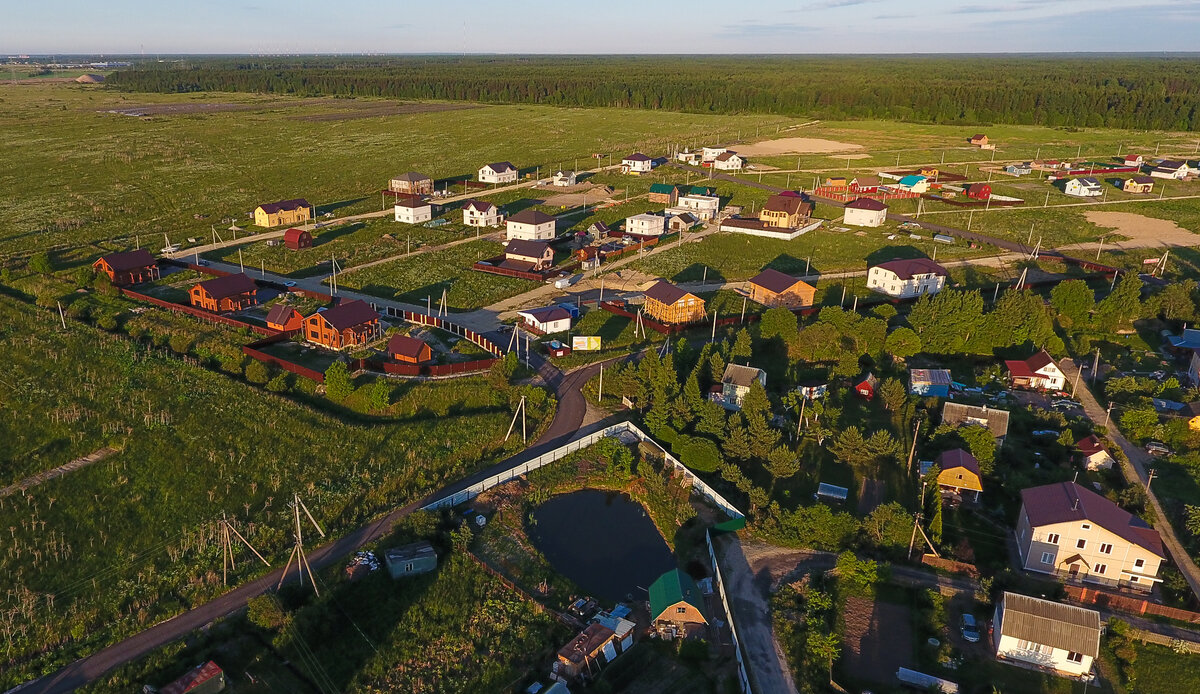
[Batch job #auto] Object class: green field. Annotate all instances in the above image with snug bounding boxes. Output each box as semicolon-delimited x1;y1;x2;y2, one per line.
0;293;553;686
337;238;539;309
0;83;787;262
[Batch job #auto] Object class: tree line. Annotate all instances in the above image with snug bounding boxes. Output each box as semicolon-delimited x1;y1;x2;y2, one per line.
105;55;1200;130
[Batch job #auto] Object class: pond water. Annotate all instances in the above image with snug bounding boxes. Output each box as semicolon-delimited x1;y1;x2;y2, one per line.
527;489;676;603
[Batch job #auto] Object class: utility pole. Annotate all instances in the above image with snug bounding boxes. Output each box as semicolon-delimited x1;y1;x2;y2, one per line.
56;301;66;329
219;512;270;586
504;395;527;444
908;480;928;560
598;363;604;402
906;420;921;474
1092;347;1101;385
1146;468;1157;492
278;495;325;595
1103;401;1114;429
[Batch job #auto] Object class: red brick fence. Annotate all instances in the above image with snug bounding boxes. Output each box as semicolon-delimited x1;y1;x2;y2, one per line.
1065;585;1200;624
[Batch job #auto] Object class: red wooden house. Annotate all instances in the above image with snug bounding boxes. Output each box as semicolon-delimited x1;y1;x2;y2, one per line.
284;227;312;250
854;373;878;400
265;304;304;332
387;334;433;364
304;299;380;349
964;183;992;200
92;249;159;286
189;273;259;313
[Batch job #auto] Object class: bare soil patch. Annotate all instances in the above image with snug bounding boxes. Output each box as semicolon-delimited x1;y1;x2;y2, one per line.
543;183;612;207
97;99;475;120
292;101;477;122
734;137;864;157
829;153;872;160
842;596;913;684
1074;211;1200;248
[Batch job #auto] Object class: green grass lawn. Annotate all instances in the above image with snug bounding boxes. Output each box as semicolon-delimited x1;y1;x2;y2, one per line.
336;238;538;310
1120;641;1200;694
0;84;788;262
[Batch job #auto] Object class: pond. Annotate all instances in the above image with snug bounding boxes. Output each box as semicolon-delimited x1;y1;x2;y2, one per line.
527;489;676;603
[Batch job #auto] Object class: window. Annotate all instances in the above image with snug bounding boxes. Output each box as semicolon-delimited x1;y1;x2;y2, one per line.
1076;539;1087;550
1067;651;1084;663
404;562;414;572
676;607;687;614
1100;543;1113;555
1046;533;1060;545
1081;523;1091;530
1095;564;1107;575
1041;552;1053;564
1134;558;1145;568
1130;576;1140;583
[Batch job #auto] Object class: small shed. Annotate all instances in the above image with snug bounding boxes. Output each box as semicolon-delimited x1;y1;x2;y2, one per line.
387;334;432;364
283;227;312;250
265;304;304;332
159;661;226;694
963;183;991;200
385;541;437;579
816;483;849;503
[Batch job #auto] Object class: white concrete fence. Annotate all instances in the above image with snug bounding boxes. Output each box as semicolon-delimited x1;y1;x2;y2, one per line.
708;529;755;694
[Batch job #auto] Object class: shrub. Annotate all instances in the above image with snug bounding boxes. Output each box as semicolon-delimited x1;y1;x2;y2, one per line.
28;252;53;275
247;594;287;630
266;373;290;393
168;333;192;355
244;360;271;384
324;361;353;401
96;314;118;331
679;436;722;472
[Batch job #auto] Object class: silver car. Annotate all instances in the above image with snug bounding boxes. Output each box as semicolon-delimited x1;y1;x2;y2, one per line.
960;613;981;643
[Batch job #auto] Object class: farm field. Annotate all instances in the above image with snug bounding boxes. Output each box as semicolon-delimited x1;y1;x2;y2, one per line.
0;293;554;686
0;83;788;261
336;238;539;310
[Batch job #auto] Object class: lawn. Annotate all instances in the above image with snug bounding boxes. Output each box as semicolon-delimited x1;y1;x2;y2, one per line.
0;83;788;262
337;238;539;310
0;293;553;687
630;226;990;283
1118;640;1200;694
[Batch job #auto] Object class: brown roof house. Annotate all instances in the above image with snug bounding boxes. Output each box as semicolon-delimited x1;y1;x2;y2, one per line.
843;197;888;227
503;239;554;272
92;249;159;286
1076;435;1115;471
747;268;815;309
554;622;618;681
303;299;381;350
254;199;312;228
933;448;983;503
389;172;433;196
866;258;947;299
387;334;432;364
1016;481;1164;591
189;273;258;313
642;280;706;325
759;194;812;229
265;304;304;332
1123;176;1154;194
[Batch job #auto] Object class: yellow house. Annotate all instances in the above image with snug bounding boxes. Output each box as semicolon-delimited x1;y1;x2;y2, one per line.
643;280;706;325
1185;402;1200;430
934;448;983;502
254;198;312;227
758;194;812;229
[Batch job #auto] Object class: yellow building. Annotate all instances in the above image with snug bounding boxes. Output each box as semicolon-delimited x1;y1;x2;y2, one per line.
758;194;812;229
254;199;312;227
934;448;983;502
643;280;706;325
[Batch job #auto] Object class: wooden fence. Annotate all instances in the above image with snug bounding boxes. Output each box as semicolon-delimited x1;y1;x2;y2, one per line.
920;554;981;579
242;333;327;383
118;288;276;336
1065;585;1200;624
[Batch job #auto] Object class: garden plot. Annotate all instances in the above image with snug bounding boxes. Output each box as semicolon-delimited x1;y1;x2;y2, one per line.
841;596;914;685
734;137;864;156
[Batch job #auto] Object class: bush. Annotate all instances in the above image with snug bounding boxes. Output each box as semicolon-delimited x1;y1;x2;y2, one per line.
324;361;353;402
168;333;192;355
96;314;118;331
266;373;290;393
246;594;287;631
28;252;53;275
244;360;271;385
678;639;709;663
678;436;722;472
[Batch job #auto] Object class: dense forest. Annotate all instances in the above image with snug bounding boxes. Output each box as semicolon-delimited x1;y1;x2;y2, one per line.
106;55;1200;130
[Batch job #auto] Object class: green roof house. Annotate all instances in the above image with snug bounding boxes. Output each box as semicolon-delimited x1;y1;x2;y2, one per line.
648;183;682;204
649;569;708;639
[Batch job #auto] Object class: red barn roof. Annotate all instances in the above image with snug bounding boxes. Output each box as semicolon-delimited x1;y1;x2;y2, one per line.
160;661;224;694
845;197;888;211
643;280;692;305
283;227;309;242
196;272;256;299
748;268;804;294
936;448;981;477
98;248;156;271
317;299;379;331
387;334;429;360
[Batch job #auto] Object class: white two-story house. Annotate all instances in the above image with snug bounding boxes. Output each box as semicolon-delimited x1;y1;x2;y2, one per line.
461;199;503;227
479;161;518;184
671;194;721;221
1016;481;1164;591
621;153;653;174
625;213;665;237
506;209;557;241
1004;349;1066;392
866;258;947;298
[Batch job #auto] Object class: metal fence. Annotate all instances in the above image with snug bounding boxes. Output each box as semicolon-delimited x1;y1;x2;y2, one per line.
707;530;754;694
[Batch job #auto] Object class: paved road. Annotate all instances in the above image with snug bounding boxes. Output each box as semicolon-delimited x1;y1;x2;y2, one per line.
18;358;600;694
1058;358;1200;603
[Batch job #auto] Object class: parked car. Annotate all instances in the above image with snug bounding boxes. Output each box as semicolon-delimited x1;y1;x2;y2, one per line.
1146;441;1172;457
284;281;297;287
960;613;981;643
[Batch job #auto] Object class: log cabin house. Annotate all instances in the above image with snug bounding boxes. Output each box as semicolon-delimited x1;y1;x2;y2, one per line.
254;199;312;228
642;280;706;325
387;334;432;364
92;249;159;286
265;304;304;332
189;273;259;313
304;299;381;349
747;268;815;309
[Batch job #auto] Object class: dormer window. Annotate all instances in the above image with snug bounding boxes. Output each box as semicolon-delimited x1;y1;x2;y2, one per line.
1081;523;1091;530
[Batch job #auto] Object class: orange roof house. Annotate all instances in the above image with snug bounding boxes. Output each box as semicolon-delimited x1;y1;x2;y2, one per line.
642;280;706;325
747;269;815;309
189;273;259;313
387;334;433;364
265;304;304;332
304;299;381;349
92;249;159;286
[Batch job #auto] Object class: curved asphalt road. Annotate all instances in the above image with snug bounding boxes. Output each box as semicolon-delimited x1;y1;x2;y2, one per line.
18;357;601;694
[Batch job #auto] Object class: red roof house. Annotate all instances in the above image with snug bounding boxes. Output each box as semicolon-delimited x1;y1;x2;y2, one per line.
92;249;159;285
265;304;304;332
160;661;226;694
855;373;878;400
387;334;432;364
1004;350;1066;392
964;183;992;200
304;299;381;349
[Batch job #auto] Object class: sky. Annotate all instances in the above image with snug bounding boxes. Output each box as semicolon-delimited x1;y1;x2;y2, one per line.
4;0;1200;55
